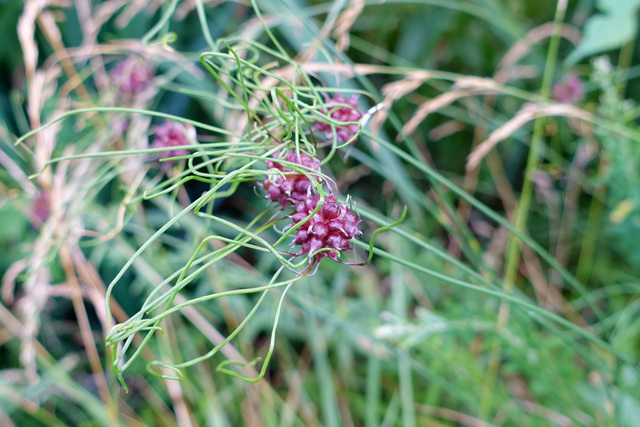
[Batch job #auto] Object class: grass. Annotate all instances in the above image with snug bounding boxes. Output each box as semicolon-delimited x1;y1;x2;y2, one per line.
1;0;640;426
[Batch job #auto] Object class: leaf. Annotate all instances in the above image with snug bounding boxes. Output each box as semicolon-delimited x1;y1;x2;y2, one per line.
0;202;28;242
566;0;640;65
597;0;637;13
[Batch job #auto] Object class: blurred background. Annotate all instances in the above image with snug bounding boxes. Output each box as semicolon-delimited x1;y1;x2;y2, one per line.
1;0;640;425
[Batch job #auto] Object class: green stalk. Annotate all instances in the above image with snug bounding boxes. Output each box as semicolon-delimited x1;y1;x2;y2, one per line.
365;351;381;427
480;0;568;418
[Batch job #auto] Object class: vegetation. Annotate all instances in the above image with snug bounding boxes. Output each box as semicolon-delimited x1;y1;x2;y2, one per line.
1;0;639;425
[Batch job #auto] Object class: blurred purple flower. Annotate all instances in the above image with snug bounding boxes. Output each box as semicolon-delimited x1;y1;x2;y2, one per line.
111;57;155;96
150;121;195;160
31;190;50;223
261;151;320;208
553;75;584;104
313;94;363;143
290;194;362;263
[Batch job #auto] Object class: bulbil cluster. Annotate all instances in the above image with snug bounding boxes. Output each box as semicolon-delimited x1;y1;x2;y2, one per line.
111;57;155;96
291;194;362;262
262;151;320;208
150;120;195;160
262;150;362;265
313;94;363;144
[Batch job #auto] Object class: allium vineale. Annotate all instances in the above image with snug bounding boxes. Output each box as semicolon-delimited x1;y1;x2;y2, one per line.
261;151;321;208
110;57;155;96
313;94;363;144
261;150;362;266
150;121;195;160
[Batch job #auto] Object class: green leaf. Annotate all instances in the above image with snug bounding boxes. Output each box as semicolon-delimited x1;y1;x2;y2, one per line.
0;202;28;242
566;0;640;65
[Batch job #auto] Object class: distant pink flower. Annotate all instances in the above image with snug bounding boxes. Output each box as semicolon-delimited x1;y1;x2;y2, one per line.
553;75;584;104
31;190;50;223
150;121;195;160
313;94;363;143
290;194;362;262
111;57;154;96
262;151;320;208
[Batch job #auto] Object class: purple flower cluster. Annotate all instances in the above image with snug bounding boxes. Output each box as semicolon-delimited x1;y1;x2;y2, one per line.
552;75;584;104
313;94;363;144
150;121;194;160
111;57;154;96
290;194;362;262
261;149;362;264
262;151;320;208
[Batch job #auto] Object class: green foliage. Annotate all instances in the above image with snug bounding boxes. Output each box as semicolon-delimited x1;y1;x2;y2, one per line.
567;0;640;65
2;0;640;426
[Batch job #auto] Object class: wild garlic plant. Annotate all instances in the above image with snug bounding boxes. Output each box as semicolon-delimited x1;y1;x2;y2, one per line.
14;24;404;388
15;28;626;398
67;38;400;388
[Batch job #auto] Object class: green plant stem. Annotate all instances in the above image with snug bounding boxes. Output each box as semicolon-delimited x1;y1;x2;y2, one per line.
480;0;568;418
576;158;607;284
365;350;381;427
195;0;215;48
141;0;179;45
617;39;636;98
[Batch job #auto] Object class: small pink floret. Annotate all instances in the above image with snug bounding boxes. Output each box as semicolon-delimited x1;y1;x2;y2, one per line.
553;75;584;104
111;57;155;96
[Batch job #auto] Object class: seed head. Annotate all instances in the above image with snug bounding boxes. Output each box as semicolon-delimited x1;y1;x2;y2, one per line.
290;194;362;262
313;94;363;144
111;57;154;96
262;151;320;208
150;121;195;160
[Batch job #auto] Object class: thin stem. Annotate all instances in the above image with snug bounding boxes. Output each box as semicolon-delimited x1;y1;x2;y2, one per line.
481;0;569;417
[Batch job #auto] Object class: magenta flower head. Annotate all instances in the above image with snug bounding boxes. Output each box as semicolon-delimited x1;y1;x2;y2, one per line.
111;57;154;96
262;151;321;208
313;94;363;144
150;120;195;160
290;194;362;262
552;75;584;104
